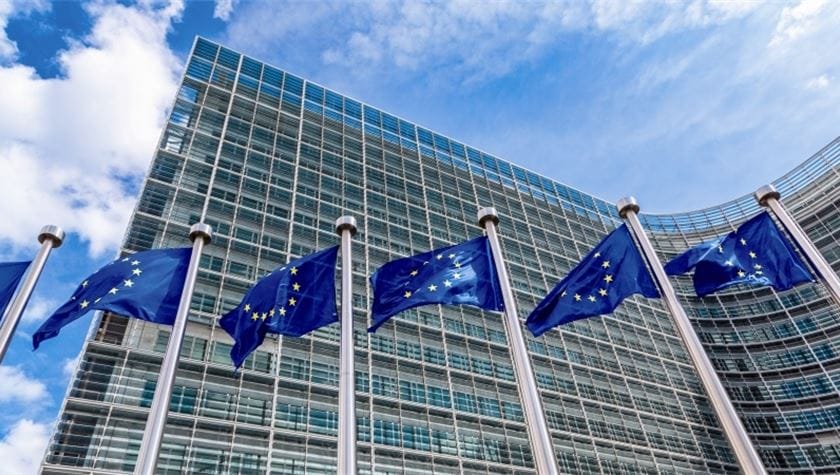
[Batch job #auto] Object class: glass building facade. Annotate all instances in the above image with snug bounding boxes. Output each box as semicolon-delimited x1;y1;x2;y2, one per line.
40;37;840;474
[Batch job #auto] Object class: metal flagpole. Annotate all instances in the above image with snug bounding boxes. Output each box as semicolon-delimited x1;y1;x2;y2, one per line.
478;207;559;475
0;225;64;364
617;197;766;475
755;184;840;307
336;216;358;474
134;223;212;475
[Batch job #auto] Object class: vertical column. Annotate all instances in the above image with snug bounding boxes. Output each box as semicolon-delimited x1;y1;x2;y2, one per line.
755;184;840;306
135;223;212;475
0;225;64;363
336;216;358;474
617;197;766;475
478;207;560;475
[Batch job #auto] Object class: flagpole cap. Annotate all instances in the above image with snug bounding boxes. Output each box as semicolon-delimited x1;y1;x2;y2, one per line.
38;225;64;248
617;197;640;218
477;207;499;227
754;184;781;207
189;223;213;244
335;216;357;236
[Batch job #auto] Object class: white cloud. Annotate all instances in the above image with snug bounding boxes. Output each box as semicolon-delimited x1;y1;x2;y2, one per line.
20;296;57;325
770;0;827;48
0;1;184;256
0;366;47;403
213;0;237;21
62;354;80;379
806;74;830;90
0;0;49;61
0;419;50;475
228;1;761;84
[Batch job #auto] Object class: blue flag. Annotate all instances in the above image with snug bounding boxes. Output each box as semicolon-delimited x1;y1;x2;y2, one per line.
664;212;813;297
526;224;659;337
369;236;504;333
0;261;30;320
219;246;339;368
33;248;192;349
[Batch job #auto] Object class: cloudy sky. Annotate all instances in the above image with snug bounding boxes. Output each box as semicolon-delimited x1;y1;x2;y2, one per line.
0;0;838;471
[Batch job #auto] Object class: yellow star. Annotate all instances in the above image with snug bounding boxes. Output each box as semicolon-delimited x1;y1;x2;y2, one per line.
740;238;747;246
737;270;746;278
437;254;443;260
292;282;301;291
261;312;268;321
269;308;275;317
604;274;613;283
131;260;140;266
132;268;142;276
288;297;297;306
574;294;581;301
588;295;596;302
453;272;461;279
448;253;455;259
80;300;90;309
601;260;610;269
428;284;437;292
748;251;756;259
279;307;286;316
454;262;461;268
717;245;724;253
251;312;259;320
560;290;567;297
756;270;764;275
108;287;119;295
404;290;412;298
753;264;762;270
81;280;89;288
594;252;601;258
290;266;298;275
599;289;607;297
123;279;134;287
244;304;251;312
443;280;452;287
410;269;418;276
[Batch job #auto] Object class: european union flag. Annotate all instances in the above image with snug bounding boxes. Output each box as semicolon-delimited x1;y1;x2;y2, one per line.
0;261;30;320
526;224;659;337
219;246;339;368
664;212;813;297
369;236;504;332
33;248;192;349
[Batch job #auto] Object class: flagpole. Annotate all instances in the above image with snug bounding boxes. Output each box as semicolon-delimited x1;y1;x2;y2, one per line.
478;207;559;475
755;184;840;307
617;197;766;475
134;223;212;475
335;216;358;474
0;225;64;364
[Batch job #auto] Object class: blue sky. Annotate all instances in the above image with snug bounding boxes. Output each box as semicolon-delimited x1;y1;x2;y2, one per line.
0;0;838;471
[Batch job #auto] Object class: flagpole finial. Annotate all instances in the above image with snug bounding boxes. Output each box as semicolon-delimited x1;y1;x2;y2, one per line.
189;223;213;244
335;216;357;236
754;184;781;207
477;207;499;227
617;197;640;218
38;225;64;248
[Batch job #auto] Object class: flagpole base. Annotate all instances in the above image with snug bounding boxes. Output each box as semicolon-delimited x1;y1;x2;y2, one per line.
617;197;640;219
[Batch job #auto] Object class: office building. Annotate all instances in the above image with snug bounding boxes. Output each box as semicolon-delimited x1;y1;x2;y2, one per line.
41;37;840;474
